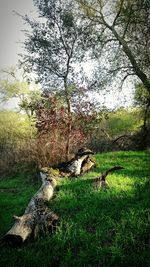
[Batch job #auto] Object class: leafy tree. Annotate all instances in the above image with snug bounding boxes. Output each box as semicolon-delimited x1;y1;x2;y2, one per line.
0;109;38;176
107;107;141;137
134;83;150;130
35;88;102;162
0;110;35;148
0;67;42;119
77;0;150;93
22;0;91;159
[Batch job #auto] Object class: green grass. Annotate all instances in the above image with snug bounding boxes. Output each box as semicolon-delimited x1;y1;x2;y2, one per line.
0;151;150;267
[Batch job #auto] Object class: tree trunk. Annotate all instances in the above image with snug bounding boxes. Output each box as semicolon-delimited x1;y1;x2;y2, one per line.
67;155;89;176
3;175;58;246
65;148;95;176
143;102;150;132
80;156;96;174
53;148;95;176
108;25;150;93
64;77;72;161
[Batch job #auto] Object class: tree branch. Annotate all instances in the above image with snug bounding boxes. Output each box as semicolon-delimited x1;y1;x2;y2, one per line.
112;0;124;27
120;72;135;88
122;7;133;38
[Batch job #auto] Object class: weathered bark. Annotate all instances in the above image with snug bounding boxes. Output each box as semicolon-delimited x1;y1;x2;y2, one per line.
93;166;124;189
112;134;132;144
110;26;150;93
66;148;95;176
52;147;95;177
76;148;94;157
67;154;89;176
3;175;58;246
143;102;150;132
80;156;96;174
64;74;72;161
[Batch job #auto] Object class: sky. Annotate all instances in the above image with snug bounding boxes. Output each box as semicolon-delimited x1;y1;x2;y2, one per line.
0;0;37;69
0;0;38;109
0;0;134;110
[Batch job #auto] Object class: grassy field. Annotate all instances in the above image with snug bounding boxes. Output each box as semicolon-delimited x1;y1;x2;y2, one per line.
0;151;150;267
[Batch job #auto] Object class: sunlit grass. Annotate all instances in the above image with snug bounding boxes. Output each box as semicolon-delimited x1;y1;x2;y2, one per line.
0;151;150;267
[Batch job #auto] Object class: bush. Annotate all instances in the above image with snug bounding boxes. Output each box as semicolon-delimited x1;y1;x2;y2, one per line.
0;110;37;177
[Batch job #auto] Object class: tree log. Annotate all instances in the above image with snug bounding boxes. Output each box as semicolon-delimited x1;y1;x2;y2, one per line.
53;147;95;177
80;156;96;174
93;166;124;189
3;175;58;246
67;154;89;176
112;134;132;144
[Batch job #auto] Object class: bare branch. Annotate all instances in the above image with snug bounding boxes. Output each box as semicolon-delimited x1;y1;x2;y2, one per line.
120;72;135;88
1;68;17;79
122;8;133;38
108;66;133;74
55;20;70;57
112;0;124;27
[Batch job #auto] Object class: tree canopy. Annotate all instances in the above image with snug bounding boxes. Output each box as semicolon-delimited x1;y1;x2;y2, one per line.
0;67;41;118
22;0;90;90
77;0;150;92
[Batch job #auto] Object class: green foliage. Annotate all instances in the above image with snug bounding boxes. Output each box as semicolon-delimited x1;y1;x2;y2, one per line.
0;110;37;177
0;68;42;118
0;151;150;267
0;80;30;102
62;12;74;28
78;0;150;93
134;84;150;129
107;108;142;137
23;0;87;90
134;84;150;107
0;110;35;145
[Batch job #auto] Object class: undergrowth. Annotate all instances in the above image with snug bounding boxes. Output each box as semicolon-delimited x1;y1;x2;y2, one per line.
0;151;150;267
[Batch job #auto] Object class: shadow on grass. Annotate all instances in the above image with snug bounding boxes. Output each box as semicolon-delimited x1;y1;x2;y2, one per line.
0;151;150;267
46;173;150;267
94;151;150;180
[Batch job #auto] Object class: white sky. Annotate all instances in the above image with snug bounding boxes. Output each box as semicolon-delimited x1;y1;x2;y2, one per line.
0;0;37;69
0;0;37;109
0;0;134;110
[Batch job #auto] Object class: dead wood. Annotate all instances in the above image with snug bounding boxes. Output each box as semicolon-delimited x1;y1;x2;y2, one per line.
112;134;132;144
93;166;124;189
52;147;95;177
3;174;58;246
67;154;89;176
80;156;96;174
75;147;94;157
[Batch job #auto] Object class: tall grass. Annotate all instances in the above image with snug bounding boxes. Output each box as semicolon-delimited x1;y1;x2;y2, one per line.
0;151;150;267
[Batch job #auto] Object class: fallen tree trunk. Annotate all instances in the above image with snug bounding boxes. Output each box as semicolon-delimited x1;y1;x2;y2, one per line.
80;156;96;175
112;134;133;144
93;166;124;189
3;174;58;246
53;147;95;177
67;154;91;176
